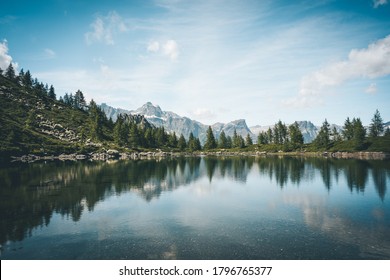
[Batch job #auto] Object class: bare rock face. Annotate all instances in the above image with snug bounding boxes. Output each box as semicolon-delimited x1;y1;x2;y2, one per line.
36;115;80;142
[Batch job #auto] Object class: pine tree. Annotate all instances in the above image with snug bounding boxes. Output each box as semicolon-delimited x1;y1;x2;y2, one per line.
218;130;228;148
226;136;232;148
113;115;128;146
5;63;16;81
232;129;244;148
177;134;187;151
267;128;273;144
48;85;56;99
352;118;366;150
314;119;331;149
168;132;178;148
88;99;104;141
245;133;253;146
74;90;86;110
129;122;140;148
204;126;217;150
331;126;342;142
384;127;390;137
22;70;33;88
369;109;384;137
288;122;304;148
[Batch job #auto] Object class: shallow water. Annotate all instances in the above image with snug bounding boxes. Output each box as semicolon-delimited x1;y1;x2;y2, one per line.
0;156;389;259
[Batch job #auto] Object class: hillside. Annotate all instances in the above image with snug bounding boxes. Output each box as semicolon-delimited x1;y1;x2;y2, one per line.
0;74;113;157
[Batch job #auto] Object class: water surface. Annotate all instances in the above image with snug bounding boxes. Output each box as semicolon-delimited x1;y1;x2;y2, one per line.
0;156;389;259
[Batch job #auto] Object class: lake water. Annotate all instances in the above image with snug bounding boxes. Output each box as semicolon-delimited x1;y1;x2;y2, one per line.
0;156;389;260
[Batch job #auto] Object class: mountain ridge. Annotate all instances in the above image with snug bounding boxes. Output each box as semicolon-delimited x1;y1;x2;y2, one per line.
100;102;344;143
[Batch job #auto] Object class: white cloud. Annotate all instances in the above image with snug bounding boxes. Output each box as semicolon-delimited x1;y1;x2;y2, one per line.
147;41;160;52
162;40;179;60
44;48;56;59
286;34;390;107
191;108;216;120
85;11;127;45
373;0;388;8
146;39;179;60
365;83;377;94
0;39;18;70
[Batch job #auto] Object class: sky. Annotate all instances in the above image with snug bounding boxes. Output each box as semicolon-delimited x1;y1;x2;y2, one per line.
1;0;390;127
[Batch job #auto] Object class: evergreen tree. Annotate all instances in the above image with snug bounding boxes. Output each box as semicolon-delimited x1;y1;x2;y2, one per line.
63;93;70;105
314;119;331;149
275;120;288;144
48;85;56;99
188;132;202;151
129;122;140;148
384;127;390;137
342;117;353;140
204;126;217;150
177;134;187;151
155;127;167;147
74;90;86;110
245;133;253;146
188;132;195;151
369;109;384;137
226;135;232;148
273;124;280;144
267;128;273;144
168;132;178;148
331;126;341;142
352;118;366;150
5;63;16;81
218;130;228;148
232;129;244;148
88;99;104;141
193;137;202;151
113;115;128;146
144;128;155;148
257;132;268;145
22;70;33;88
18;68;25;85
288;122;304;148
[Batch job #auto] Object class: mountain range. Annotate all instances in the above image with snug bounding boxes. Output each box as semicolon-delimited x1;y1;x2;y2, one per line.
100;102;345;144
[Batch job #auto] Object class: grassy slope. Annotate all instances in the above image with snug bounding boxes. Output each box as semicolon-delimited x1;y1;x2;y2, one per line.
0;75;97;156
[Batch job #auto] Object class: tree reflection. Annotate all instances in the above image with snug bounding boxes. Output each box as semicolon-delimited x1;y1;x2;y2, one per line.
0;156;389;247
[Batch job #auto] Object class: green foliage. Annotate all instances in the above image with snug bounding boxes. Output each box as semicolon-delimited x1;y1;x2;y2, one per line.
314;119;331;149
245;133;253;146
177;134;187;151
188;132;202;151
288;122;304;149
352;118;366;150
369;109;384;137
218;130;228;148
204;126;217;150
232;129;245;148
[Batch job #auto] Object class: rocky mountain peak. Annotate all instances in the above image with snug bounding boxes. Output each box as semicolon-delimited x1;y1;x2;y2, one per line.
136;102;163;117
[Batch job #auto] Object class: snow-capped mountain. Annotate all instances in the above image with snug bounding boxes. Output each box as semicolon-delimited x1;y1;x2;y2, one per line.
101;102;349;144
100;102;254;144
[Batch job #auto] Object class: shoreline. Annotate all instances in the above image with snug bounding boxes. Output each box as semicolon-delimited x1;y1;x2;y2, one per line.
8;150;390;163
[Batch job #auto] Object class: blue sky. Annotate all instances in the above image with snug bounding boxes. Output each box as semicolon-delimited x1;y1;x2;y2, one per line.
1;0;390;127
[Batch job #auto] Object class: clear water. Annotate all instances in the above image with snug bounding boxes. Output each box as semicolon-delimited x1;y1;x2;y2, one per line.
0;156;389;259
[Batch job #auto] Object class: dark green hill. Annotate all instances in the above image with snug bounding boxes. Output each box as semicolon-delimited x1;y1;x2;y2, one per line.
0;74;112;158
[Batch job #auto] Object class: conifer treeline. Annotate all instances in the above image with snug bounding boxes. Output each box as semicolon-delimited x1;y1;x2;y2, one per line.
1;63;388;152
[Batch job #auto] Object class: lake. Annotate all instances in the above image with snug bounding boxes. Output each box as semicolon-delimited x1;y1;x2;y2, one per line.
0;156;389;259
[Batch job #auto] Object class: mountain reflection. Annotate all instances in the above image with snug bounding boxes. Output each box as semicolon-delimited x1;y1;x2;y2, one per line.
0;156;389;247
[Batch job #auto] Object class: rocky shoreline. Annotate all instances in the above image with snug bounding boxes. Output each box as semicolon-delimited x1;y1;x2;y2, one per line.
9;149;390;163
